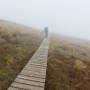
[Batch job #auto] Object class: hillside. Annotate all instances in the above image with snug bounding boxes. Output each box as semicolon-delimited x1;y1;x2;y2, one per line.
1;20;90;90
45;34;90;90
0;20;44;90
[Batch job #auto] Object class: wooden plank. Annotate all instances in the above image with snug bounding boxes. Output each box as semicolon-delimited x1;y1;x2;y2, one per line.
14;78;44;87
8;87;23;90
11;82;44;90
26;63;47;67
30;61;47;65
25;64;46;69
21;69;46;76
20;70;46;78
23;69;46;75
27;63;47;67
19;74;45;79
24;66;46;71
18;75;45;83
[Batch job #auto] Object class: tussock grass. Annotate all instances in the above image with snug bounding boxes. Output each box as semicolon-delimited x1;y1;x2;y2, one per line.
45;34;90;90
0;20;44;90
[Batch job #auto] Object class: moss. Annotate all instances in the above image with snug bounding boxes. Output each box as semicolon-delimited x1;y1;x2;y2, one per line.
74;60;87;71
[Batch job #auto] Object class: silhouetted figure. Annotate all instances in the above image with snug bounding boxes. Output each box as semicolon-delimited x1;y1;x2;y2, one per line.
44;27;48;37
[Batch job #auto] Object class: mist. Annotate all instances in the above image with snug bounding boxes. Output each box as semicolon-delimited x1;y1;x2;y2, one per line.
0;0;90;40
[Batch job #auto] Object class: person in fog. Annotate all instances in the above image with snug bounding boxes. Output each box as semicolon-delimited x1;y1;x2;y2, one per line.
44;27;48;37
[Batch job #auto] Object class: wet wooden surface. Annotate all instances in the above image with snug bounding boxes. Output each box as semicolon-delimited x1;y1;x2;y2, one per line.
8;38;49;90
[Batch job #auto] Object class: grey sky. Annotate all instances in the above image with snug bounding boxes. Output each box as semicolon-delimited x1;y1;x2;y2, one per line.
0;0;90;40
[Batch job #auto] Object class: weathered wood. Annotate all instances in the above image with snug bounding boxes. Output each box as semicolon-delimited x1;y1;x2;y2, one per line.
8;38;49;90
27;63;47;67
18;75;45;83
25;64;46;69
14;78;44;87
20;70;46;78
8;87;22;90
11;82;44;90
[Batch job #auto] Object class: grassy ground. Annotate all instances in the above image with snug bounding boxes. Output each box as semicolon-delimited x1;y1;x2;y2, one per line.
45;34;90;90
0;20;44;90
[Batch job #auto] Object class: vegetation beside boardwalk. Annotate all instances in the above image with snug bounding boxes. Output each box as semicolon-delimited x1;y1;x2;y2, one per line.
0;20;44;90
45;35;90;90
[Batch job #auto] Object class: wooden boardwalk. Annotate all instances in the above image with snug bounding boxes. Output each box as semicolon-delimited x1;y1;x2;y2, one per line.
8;38;49;90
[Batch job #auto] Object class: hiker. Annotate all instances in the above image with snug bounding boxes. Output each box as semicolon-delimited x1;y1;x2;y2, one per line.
44;27;48;37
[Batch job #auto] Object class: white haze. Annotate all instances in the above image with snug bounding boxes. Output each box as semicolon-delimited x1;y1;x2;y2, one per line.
0;0;90;40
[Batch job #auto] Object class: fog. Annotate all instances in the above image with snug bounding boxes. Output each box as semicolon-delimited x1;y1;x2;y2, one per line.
0;0;90;40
